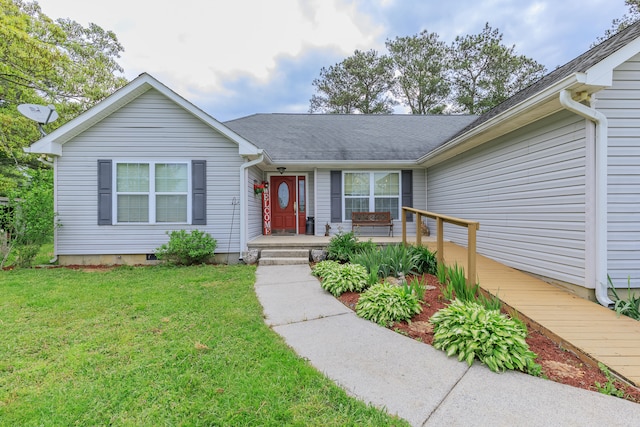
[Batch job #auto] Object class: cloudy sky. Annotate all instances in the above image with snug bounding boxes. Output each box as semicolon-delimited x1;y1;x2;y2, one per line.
39;0;629;121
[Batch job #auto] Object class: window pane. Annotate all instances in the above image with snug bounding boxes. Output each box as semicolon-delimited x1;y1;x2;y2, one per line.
156;164;187;192
117;163;149;192
156;195;187;222
117;195;149;222
344;173;369;196
345;198;369;219
374;172;399;196
299;180;305;213
375;198;399;219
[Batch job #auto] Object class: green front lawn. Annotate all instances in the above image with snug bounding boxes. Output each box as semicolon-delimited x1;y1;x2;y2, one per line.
0;265;407;426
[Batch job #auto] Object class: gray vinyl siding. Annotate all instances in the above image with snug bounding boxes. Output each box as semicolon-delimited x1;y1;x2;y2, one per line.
56;89;244;255
427;111;588;286
595;53;640;285
247;166;264;240
315;168;423;236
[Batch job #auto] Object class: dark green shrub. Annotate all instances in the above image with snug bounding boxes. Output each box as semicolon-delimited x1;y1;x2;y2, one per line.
319;263;369;296
409;245;438;275
326;231;359;262
356;281;422;326
155;230;217;265
430;299;540;375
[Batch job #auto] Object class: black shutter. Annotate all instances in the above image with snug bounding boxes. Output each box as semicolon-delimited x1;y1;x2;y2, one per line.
330;170;342;222
97;160;112;225
402;170;413;222
192;160;206;225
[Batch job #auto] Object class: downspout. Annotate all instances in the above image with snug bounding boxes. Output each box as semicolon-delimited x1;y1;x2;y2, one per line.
239;153;264;260
559;89;613;307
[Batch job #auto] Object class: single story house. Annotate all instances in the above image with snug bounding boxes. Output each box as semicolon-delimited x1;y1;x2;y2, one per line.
26;21;640;305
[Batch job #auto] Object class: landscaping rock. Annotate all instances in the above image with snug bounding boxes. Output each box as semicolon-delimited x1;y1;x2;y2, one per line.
243;249;259;265
311;249;327;262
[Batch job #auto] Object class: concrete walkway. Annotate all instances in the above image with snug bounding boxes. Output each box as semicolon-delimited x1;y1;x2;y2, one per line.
255;264;640;427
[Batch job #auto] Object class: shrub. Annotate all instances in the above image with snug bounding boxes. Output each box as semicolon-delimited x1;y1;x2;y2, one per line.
356;281;422;326
609;275;640;321
349;246;387;278
326;231;360;262
379;244;419;277
155;230;217;265
430;299;541;375
312;260;341;278
409;245;438;275
319;263;369;296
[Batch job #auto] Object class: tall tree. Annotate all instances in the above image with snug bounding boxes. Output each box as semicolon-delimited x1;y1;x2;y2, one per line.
309;49;396;114
386;30;450;114
596;0;640;44
449;23;546;115
0;0;127;194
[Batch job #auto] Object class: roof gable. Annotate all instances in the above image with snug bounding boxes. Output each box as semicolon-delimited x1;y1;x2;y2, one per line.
26;73;261;157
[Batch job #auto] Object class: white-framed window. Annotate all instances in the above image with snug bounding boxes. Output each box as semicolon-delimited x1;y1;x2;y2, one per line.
115;161;190;224
344;171;400;220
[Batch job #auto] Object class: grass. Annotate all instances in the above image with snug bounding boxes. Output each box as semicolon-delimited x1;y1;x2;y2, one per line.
0;264;408;426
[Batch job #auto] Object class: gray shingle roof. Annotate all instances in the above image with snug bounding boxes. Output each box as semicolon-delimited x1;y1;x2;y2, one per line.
224;114;477;162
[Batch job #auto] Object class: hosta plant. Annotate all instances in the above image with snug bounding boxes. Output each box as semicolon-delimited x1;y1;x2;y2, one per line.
312;260;341;278
430;299;541;375
319;263;369;297
355;281;422;326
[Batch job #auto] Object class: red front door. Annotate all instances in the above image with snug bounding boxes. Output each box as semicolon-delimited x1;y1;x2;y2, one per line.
271;176;297;234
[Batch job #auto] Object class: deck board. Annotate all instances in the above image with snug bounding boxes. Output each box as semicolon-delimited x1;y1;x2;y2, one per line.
425;241;640;386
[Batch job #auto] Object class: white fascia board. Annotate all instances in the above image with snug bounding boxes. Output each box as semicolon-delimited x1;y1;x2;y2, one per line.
272;160;419;168
417;74;584;167
585;36;640;86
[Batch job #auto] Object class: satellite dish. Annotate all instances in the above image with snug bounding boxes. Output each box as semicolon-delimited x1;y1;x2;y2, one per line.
17;104;58;136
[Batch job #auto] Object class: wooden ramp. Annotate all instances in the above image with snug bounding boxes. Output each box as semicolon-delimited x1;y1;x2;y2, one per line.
425;241;640;386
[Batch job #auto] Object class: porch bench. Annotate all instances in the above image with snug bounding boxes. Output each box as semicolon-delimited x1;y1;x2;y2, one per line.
351;211;394;237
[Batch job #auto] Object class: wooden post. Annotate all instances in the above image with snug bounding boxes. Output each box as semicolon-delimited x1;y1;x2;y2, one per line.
416;212;422;247
402;208;407;245
467;223;478;286
436;217;444;268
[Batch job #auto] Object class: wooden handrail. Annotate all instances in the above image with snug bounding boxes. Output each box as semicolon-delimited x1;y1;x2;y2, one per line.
402;207;480;285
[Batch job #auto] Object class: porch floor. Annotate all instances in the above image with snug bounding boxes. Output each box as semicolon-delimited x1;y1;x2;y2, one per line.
249;235;640;386
425;241;640;387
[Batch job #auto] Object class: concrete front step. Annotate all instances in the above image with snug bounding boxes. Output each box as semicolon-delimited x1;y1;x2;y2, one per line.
259;257;310;266
260;249;309;259
258;248;310;266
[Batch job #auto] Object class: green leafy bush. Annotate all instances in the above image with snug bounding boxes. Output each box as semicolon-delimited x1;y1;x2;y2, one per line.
319;263;369;296
155;230;217;265
609;275;640;321
379;244;419;277
430;299;540;375
409;245;438;275
356;281;422;326
326;231;360;262
312;260;341;278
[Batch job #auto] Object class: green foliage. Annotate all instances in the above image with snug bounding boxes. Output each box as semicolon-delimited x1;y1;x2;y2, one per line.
356;281;422;326
1;168;57;268
154;229;217;266
445;263;479;302
406;275;427;301
449;23;546;114
430;299;541;374
0;265;407;426
408;244;438;275
595;362;625;398
380;244;420;277
326;231;359;262
326;231;373;263
0;0;127;194
609;275;640;321
319;263;370;297
311;259;341;278
309;49;396;114
386;30;450;114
